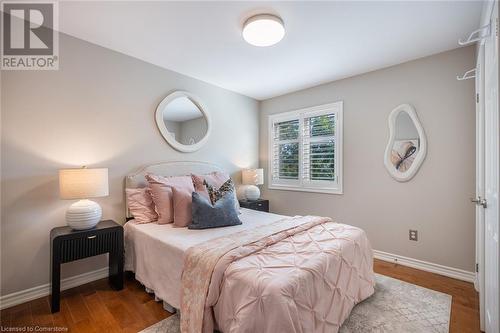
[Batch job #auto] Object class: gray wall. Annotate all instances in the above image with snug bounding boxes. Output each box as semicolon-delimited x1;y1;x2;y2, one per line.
0;33;259;296
0;33;476;297
260;46;476;272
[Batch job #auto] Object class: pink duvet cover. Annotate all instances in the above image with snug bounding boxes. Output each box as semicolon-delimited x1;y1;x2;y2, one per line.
181;216;375;333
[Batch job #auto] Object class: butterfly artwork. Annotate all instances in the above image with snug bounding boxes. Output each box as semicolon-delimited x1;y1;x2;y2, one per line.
390;140;419;172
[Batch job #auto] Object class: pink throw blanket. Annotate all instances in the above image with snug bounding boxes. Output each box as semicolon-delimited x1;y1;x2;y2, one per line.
181;216;375;333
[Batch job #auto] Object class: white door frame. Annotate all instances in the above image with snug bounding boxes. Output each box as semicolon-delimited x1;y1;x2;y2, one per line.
475;41;486;331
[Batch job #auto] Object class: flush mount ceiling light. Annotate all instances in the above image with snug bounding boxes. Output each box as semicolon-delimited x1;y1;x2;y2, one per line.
242;14;285;47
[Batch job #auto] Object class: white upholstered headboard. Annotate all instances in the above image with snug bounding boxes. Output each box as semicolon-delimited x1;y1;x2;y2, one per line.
125;161;225;218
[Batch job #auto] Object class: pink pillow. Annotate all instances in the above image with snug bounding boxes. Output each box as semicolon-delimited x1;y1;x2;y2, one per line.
171;186;193;227
125;188;158;224
146;174;194;224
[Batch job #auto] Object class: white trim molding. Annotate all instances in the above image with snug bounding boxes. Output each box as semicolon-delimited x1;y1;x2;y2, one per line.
1;252;476;310
374;250;475;283
0;267;108;310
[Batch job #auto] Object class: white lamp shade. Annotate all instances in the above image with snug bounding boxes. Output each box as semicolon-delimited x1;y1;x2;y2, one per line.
242;168;264;186
59;168;109;199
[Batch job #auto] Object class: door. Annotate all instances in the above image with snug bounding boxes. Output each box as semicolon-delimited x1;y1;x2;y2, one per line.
476;42;486;331
484;3;500;332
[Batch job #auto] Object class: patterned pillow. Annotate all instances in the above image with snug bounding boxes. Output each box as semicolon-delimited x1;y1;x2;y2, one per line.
204;178;235;204
191;172;229;200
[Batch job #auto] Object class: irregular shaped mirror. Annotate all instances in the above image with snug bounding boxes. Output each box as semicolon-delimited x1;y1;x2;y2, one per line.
155;91;210;152
384;104;427;182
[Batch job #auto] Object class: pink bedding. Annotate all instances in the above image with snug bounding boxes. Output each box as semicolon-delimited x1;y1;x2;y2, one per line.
181;216;375;333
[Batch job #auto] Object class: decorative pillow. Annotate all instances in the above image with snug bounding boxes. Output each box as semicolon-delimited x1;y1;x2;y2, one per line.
171;186;193;227
189;191;242;230
192;172;241;213
205;178;235;204
191;172;228;200
145;174;194;224
125;188;158;224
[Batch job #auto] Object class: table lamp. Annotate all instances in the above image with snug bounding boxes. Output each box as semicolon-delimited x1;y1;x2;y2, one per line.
59;167;109;230
242;168;264;201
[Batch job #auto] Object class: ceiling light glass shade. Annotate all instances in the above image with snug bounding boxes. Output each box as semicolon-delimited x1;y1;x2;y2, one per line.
243;14;285;47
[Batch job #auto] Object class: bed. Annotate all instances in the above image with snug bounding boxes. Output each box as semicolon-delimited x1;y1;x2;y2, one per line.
124;161;375;333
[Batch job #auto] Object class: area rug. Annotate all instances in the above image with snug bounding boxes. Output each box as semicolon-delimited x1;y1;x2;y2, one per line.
139;274;452;333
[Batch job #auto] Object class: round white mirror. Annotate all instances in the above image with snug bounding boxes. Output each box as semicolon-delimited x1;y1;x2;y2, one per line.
155;91;211;152
384;104;427;182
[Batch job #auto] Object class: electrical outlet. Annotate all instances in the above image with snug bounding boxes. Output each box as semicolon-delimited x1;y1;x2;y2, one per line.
409;229;418;241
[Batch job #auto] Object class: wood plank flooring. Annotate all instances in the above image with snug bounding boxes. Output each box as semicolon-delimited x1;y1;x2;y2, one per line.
0;259;480;332
0;275;172;333
374;259;481;333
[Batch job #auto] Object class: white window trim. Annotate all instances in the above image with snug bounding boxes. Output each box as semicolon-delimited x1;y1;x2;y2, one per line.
268;101;343;195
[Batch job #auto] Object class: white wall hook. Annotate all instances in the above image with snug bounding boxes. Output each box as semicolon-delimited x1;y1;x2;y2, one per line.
457;68;476;81
458;23;491;46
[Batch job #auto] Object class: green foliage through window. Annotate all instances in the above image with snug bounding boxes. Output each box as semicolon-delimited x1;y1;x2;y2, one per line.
310;141;335;180
276;120;299;140
279;143;299;179
310;114;335;137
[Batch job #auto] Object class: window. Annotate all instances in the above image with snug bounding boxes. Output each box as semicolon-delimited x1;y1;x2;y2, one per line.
268;101;343;194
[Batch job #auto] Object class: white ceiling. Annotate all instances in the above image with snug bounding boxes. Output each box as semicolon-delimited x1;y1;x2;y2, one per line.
59;1;484;100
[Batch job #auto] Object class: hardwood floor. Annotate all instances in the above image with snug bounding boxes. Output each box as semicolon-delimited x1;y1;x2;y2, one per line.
0;275;172;333
374;259;480;333
0;259;480;332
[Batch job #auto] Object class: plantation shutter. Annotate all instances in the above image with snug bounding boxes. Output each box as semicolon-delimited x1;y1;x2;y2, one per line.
269;102;341;193
303;113;336;182
272;119;300;181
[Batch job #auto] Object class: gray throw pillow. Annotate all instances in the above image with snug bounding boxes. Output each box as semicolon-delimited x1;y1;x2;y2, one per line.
189;191;242;230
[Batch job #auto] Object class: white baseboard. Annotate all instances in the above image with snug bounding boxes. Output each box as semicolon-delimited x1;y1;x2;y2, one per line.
0;251;476;310
0;267;108;310
374;249;476;283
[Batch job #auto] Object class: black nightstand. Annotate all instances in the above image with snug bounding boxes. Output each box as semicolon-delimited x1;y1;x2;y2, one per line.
239;199;269;212
50;220;124;313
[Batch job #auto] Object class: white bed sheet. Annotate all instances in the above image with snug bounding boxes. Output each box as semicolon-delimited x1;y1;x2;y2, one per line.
124;208;288;309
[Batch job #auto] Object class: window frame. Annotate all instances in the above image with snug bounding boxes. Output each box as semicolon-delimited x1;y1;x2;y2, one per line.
268;101;343;195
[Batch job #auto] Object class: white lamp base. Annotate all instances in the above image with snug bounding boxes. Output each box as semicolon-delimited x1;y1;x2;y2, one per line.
245;185;261;201
66;199;102;230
